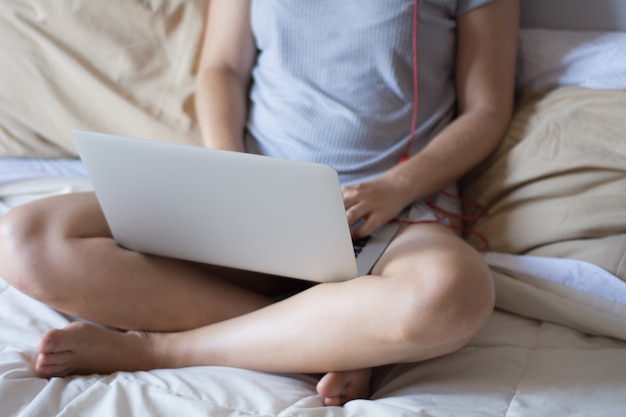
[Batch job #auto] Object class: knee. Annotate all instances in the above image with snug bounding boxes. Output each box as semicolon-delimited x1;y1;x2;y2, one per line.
0;204;58;301
0;205;37;265
392;248;495;356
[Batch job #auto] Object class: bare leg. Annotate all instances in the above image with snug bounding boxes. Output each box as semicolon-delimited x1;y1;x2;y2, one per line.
33;222;495;404
0;192;309;331
0;192;367;403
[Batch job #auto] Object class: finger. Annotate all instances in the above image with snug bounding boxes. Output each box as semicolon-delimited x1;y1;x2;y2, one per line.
351;216;380;239
349;209;385;239
354;206;393;237
341;185;360;210
345;202;370;227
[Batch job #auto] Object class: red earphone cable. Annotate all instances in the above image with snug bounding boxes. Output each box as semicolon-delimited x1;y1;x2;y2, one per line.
399;0;420;164
395;0;490;251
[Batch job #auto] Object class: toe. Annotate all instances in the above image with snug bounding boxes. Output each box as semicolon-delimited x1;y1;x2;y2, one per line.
36;352;74;378
316;372;345;399
322;395;344;407
317;369;372;406
38;328;62;354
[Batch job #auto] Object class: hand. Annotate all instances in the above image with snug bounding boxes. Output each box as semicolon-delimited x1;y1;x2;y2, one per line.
342;175;411;239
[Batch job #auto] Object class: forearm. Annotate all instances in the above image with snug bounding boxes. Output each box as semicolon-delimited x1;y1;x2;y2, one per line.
342;105;512;238
382;106;511;207
195;67;249;152
385;0;519;207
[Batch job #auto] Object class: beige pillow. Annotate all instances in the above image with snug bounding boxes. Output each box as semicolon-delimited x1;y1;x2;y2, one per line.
0;0;206;157
461;86;626;280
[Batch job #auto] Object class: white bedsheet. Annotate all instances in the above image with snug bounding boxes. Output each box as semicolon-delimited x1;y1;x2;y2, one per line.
517;29;626;91
0;158;87;182
2;275;625;417
0;158;90;216
1;158;626;416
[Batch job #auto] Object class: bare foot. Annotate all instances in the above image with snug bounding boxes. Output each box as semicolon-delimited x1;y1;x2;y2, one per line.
36;322;155;378
38;322;373;407
316;368;372;406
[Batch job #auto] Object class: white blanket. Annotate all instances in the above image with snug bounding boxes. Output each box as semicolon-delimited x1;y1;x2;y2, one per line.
517;29;626;91
1;159;626;416
2;276;625;417
0;158;90;216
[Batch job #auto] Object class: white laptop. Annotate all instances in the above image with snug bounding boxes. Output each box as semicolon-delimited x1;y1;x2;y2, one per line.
73;130;402;282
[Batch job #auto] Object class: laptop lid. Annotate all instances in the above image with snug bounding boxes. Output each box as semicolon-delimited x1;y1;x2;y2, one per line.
73;130;360;282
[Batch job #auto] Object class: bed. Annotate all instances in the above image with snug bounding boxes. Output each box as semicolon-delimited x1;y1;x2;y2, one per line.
1;0;626;415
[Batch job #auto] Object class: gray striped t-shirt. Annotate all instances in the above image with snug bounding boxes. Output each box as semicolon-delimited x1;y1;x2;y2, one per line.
245;0;494;186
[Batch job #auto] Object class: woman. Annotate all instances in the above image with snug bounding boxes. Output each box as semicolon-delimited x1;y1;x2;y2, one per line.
0;0;518;406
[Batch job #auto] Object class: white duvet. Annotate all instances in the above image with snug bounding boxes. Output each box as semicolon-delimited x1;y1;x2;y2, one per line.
1;159;626;416
2;275;626;417
517;29;626;91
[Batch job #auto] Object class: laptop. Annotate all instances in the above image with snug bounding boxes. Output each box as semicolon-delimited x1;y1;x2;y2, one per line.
72;130;402;282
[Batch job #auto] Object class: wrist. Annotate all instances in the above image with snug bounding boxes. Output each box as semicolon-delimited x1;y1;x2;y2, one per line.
202;136;245;152
380;165;419;209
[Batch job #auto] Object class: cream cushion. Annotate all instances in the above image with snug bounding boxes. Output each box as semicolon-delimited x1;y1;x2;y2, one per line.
462;86;626;280
0;0;206;157
460;86;626;339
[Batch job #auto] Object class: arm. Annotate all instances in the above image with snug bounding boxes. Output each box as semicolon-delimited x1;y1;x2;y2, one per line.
345;0;520;238
194;0;257;152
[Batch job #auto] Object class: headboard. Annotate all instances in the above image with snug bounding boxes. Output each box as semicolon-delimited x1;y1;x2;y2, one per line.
520;0;626;32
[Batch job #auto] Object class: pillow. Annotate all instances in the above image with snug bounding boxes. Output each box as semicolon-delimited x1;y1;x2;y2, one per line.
0;0;206;157
516;28;626;91
487;253;626;341
461;86;626;281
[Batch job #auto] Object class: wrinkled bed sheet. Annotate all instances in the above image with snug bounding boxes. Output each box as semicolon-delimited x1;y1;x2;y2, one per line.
2;275;626;417
0;158;90;216
1;159;626;416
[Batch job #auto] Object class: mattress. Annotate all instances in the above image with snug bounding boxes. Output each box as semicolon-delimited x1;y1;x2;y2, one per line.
1;160;625;416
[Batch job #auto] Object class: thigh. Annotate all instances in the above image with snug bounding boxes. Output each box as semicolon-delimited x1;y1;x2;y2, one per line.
199;264;316;298
28;192;312;297
15;191;112;239
371;222;485;279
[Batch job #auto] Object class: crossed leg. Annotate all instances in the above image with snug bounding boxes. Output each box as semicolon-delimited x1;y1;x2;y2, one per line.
0;192;306;331
0;192;494;406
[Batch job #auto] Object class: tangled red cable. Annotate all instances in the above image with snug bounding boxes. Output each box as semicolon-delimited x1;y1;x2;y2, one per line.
394;0;491;252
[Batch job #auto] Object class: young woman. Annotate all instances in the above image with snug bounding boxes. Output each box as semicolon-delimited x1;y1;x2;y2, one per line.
0;0;519;406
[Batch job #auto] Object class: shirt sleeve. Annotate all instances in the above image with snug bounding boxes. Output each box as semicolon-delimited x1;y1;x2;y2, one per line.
456;0;496;16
